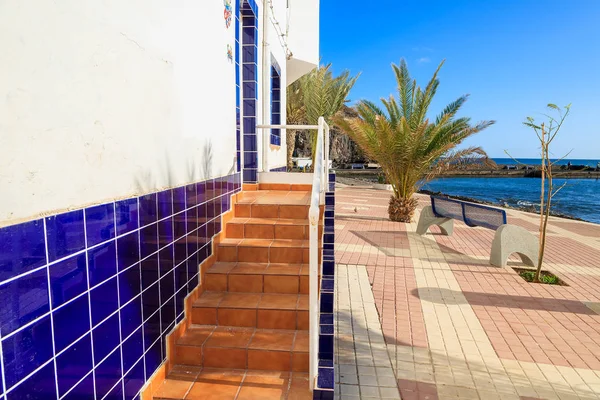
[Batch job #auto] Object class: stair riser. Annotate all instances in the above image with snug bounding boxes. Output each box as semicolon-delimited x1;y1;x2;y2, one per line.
217;246;322;264
205;274;310;294
191;307;309;330
173;345;309;372
226;223;324;240
234;204;324;220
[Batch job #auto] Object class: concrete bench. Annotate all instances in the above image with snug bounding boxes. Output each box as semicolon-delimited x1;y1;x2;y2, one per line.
417;196;538;267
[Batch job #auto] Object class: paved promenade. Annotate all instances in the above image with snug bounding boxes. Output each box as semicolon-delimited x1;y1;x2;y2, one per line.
334;185;600;399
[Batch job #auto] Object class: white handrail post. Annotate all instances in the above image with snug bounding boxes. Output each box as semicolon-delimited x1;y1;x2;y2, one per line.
262;128;269;172
308;116;324;391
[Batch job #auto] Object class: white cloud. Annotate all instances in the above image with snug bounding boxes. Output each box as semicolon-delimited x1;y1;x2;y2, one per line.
417;57;431;64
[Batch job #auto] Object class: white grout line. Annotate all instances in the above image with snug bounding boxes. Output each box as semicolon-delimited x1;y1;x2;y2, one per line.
43;218;61;399
114;202;126;400
83;211;98;400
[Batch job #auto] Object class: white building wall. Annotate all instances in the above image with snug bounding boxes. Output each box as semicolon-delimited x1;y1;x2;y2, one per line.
0;0;312;224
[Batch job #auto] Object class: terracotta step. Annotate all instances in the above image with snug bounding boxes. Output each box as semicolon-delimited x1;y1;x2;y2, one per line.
217;238;324;264
172;325;309;372
225;217;324;240
191;292;309;330
153;365;312;400
205;262;309;294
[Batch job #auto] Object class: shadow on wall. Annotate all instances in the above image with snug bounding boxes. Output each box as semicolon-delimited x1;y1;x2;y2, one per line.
133;139;236;194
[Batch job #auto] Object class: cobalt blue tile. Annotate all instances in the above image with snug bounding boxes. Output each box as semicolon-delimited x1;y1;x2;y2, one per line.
62;372;94;400
173;187;186;214
243;99;256;116
140;253;158;291
139;193;157;227
90;277;118;327
196;181;206;203
120;294;142;339
159;270;174;305
186;255;198;283
187;206;198;233
88;240;117;288
53;293;90;352
320;314;333;325
119;263;141;304
205;199;215;220
140;223;158;259
206;220;215;241
321;325;334;335
157;189;173;220
243;169;257;184
2;315;53;388
174;237;187;267
160;296;175;334
319;359;334;368
142;282;160;322
85;203;115;247
94;347;122;399
158;216;173;247
144;338;162;379
173;213;186;240
175;286;186;318
319;335;334;356
56;334;93;397
6;361;56;400
187;271;199;293
185;184;197;208
49;252;87;308
214;219;222;235
243;118;256;135
104;380;123;400
122;327;143;373
116;198;139;236
205;180;214;200
123;358;145;399
143;311;161;352
93;313;119;363
0;267;49;336
159;244;174;276
46;210;85;262
117;231;139;272
187;232;198;258
0;219;46;282
174;261;187;294
243;153;258;169
317;368;334;390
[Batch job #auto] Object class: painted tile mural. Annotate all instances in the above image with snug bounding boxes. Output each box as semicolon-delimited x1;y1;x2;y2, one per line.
0;172;241;400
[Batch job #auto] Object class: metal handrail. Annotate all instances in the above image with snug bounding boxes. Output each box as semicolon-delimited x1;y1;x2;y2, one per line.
257;119;329;391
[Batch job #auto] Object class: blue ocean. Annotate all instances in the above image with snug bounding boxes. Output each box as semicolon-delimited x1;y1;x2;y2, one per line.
422;176;600;224
491;158;600;167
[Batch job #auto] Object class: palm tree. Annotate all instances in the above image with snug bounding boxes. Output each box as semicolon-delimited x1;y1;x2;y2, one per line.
286;64;359;168
335;59;495;222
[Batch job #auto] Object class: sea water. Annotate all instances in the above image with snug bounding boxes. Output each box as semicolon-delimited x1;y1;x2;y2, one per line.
491;158;600;167
422;177;600;224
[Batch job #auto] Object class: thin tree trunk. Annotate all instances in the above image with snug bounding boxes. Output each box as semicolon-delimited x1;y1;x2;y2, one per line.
535;125;547;283
286;129;296;170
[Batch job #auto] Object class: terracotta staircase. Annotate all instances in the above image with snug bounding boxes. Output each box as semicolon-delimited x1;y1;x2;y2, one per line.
146;185;319;400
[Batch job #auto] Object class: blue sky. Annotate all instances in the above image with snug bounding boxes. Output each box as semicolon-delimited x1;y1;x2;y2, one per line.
320;0;600;158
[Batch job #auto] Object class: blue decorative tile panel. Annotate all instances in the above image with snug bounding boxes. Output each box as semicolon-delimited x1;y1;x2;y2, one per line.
0;218;45;281
0;172;241;398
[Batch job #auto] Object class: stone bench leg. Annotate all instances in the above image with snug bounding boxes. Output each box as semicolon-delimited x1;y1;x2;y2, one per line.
490;224;539;267
416;206;454;236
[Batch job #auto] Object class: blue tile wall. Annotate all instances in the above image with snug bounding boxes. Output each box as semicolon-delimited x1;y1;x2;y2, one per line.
314;171;336;399
0;172;241;399
270;166;287;172
241;0;258;183
270;57;282;147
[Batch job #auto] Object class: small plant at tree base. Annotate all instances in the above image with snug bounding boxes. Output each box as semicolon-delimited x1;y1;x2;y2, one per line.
513;104;571;283
335;59;494;222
